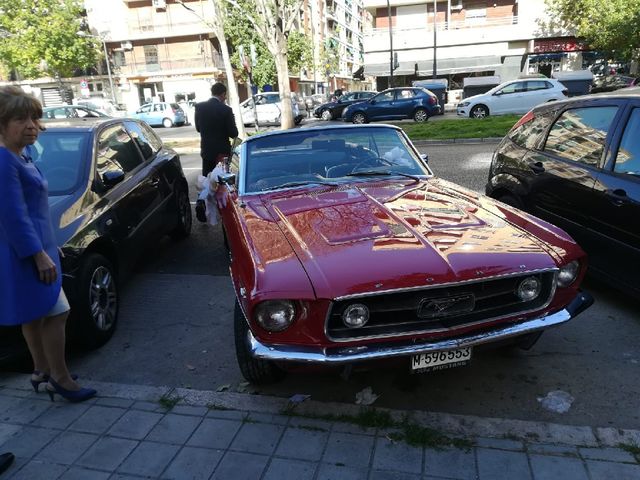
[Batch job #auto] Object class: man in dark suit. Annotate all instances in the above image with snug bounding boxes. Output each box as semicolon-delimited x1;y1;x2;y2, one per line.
195;82;239;176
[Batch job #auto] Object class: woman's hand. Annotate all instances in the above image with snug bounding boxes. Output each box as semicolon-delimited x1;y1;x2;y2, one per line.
33;251;57;284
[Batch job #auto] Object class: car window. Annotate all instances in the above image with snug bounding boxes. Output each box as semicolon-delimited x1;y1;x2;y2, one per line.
125;121;158;160
32;132;88;195
509;112;555;150
397;89;416;99
526;81;550;91
96;124;144;176
543;106;619;166
139;122;163;152
341;93;356;101
614;108;640;176
498;82;524;94
360;92;374;99
153;104;165;112
139;104;152;113
374;91;395;102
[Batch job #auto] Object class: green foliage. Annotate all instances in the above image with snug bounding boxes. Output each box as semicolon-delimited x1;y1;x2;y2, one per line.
544;0;640;60
0;0;99;79
222;0;312;88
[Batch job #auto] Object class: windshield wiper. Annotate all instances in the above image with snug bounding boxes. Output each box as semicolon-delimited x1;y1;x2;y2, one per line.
261;180;339;191
345;170;422;183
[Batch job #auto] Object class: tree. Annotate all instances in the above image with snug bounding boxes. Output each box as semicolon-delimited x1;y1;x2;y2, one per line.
227;0;304;130
544;0;640;62
0;0;98;79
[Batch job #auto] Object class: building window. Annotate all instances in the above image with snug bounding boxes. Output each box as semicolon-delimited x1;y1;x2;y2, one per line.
144;45;158;66
114;51;126;67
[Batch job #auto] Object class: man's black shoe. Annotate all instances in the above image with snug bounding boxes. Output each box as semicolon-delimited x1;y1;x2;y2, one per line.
0;453;15;476
195;199;207;223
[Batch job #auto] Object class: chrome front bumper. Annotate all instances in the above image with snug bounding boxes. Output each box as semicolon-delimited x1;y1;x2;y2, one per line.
248;291;593;364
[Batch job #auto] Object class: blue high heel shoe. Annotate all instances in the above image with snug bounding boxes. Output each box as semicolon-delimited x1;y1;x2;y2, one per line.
30;371;78;393
45;377;96;403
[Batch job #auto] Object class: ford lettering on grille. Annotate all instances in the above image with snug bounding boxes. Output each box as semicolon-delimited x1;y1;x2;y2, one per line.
417;294;475;319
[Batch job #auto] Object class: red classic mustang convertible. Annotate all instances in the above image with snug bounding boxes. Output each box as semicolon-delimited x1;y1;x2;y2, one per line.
216;125;593;384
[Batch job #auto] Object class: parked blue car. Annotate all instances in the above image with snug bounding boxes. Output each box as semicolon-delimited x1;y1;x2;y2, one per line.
342;87;441;124
130;102;186;128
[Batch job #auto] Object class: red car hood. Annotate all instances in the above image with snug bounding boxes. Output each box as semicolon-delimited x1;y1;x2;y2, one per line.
255;179;570;300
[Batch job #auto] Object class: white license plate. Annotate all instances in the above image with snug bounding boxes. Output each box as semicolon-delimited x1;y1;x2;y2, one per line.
411;347;472;373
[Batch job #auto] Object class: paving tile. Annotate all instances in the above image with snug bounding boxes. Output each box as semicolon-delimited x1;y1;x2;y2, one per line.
246;412;290;425
275;427;329;461
230;422;285;455
529;454;589;480
579;446;637;463
316;463;368;480
109;475;144;480
7;459;67;480
206;409;247;421
287;417;332;432
76;436;138;471
0;423;21;446
1;399;51;424
31;403;90;429
170;405;208;417
475;437;523;451
262;458;316;480
187;418;242;449
586;460;640;480
161;446;223;480
132;401;165;412
323;432;375;468
372;436;423;474
370;471;421;480
476;448;532;480
424;446;477;480
210;451;268;480
527;443;578;457
59;467;110;480
331;421;376;436
0;425;59;459
95;397;135;409
146;413;202;444
117;441;180;477
38;431;98;465
107;410;163;440
69;406;127;434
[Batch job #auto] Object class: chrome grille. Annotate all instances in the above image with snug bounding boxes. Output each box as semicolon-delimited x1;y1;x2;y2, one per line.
327;271;557;341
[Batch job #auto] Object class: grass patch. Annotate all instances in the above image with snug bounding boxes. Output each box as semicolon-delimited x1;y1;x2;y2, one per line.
393;115;520;141
618;442;640;462
158;394;182;410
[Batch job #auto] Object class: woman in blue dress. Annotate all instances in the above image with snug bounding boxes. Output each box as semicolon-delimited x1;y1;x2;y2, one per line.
0;86;95;403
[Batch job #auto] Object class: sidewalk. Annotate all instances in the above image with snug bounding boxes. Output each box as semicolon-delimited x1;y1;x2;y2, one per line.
1;374;638;479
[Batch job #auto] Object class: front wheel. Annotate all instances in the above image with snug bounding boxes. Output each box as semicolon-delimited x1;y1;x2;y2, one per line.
70;253;118;350
321;109;333;121
234;300;286;384
414;108;429;122
352;112;367;124
470;105;489;119
162;117;174;128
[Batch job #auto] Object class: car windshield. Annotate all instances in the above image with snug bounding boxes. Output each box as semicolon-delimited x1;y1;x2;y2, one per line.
31;131;89;195
244;127;430;193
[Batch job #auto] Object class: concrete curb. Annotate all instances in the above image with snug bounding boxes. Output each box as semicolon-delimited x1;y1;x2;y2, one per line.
2;374;637;449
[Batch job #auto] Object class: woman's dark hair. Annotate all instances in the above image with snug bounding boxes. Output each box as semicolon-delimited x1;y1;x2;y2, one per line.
0;86;43;129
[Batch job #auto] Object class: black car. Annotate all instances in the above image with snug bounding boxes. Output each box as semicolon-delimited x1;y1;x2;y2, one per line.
0;118;192;360
313;91;376;121
486;88;640;296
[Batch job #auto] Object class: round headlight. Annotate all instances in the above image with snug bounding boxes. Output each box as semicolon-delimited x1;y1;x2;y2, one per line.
558;260;580;287
516;276;541;302
342;304;369;328
254;300;296;332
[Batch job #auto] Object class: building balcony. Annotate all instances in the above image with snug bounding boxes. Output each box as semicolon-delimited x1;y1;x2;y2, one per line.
106;19;213;42
116;54;224;78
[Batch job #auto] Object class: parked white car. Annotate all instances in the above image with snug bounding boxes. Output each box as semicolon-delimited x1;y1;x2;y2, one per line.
240;92;304;126
457;78;568;118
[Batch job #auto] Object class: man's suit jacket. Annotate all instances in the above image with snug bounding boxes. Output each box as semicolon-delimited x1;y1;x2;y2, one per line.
194;97;239;159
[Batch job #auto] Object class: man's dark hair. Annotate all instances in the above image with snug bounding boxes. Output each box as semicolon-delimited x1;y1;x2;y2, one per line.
211;83;227;96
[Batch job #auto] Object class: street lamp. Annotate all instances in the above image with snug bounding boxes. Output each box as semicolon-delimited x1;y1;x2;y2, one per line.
77;31;117;104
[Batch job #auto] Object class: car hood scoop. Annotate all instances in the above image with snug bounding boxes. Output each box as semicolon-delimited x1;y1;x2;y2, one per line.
266;180;556;299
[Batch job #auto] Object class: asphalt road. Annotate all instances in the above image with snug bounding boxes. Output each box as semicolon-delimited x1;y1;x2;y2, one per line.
6;141;639;432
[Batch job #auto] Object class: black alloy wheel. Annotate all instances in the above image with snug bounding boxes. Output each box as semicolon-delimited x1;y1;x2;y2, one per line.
414;108;429;122
470;105;489;119
321;109;333;121
169;187;193;240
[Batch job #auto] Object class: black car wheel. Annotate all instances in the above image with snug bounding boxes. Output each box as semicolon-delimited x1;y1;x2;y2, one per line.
71;253;118;350
234;299;286;384
470;105;489;119
321;109;333;121
352;112;367;124
169;187;192;240
414;108;429;122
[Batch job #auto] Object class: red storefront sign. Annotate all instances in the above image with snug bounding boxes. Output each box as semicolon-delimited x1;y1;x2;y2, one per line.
534;38;588;53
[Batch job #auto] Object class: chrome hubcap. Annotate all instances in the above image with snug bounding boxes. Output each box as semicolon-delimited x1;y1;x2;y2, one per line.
89;266;117;332
415;111;427;122
354;114;365;124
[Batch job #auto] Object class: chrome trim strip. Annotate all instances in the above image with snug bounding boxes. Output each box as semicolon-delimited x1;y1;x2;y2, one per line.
250;306;573;364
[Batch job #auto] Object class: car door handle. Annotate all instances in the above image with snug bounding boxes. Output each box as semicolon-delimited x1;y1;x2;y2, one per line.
150;177;160;187
605;188;630;206
529;162;545;174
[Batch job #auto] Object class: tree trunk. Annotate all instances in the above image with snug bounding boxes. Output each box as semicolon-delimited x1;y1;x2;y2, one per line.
273;33;294;130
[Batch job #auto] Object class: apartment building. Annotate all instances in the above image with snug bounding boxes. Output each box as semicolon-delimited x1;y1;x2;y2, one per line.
363;0;587;90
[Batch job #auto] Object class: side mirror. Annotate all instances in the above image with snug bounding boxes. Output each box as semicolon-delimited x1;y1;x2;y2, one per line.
420;153;429;163
493;91;503;96
102;169;125;189
218;172;236;186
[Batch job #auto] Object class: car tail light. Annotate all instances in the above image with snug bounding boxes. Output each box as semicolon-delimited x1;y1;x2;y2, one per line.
510;110;535;132
428;96;437;105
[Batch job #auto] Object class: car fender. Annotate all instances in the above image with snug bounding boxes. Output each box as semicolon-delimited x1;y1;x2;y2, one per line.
486;172;528;200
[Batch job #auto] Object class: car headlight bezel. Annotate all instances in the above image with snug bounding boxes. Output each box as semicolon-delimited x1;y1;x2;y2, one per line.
516;276;542;302
458;101;470;107
557;260;580;287
254;300;296;332
342;303;369;328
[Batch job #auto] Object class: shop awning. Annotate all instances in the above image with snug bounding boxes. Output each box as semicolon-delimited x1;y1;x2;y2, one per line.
365;56;503;77
364;61;418;77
